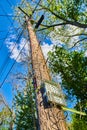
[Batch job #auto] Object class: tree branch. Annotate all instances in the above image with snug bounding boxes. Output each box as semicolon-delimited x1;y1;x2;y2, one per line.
40;5;87;28
37;22;68;31
71;37;87;48
63;33;87;37
55;33;87;38
0;94;12;114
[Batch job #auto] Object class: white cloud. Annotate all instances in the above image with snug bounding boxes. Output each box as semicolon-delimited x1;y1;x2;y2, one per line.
5;34;62;83
41;39;63;59
5;32;62;63
84;51;87;57
5;33;62;63
41;42;53;58
5;35;29;62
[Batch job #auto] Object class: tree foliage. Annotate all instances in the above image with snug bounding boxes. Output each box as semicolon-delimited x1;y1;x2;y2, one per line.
48;45;87;129
71;110;87;130
48;46;87;101
0;107;12;130
14;0;87;48
13;82;37;130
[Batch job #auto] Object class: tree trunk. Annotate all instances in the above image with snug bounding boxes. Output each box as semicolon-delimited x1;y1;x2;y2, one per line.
26;17;67;130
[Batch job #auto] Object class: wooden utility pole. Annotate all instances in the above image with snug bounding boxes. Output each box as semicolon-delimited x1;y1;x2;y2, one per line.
26;17;67;130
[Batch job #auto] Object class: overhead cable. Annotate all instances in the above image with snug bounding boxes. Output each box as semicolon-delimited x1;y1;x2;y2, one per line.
0;39;27;88
0;29;24;79
6;0;12;7
0;15;23;17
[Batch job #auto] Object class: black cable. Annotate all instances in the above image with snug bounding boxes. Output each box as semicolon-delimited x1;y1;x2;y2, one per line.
0;28;24;79
20;0;26;6
6;0;12;7
0;29;24;79
0;5;13;25
10;0;15;6
0;3;24;33
0;5;14;50
0;24;22;51
0;38;27;88
0;27;26;79
0;24;14;51
0;0;27;83
32;0;42;16
0;0;42;88
0;38;6;40
18;0;41;18
0;15;22;17
0;30;7;32
0;3;24;51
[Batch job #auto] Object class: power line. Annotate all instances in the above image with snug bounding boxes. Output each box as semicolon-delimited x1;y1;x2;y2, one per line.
10;0;15;6
0;26;22;51
0;1;26;51
0;25;20;51
18;0;42;18
0;3;24;50
0;25;14;51
0;15;22;17
21;0;26;5
1;1;28;86
0;38;27;88
0;0;46;88
6;0;16;7
0;30;7;32
0;14;16;50
32;0;42;16
6;0;12;7
0;29;24;79
0;27;24;68
0;38;6;41
0;5;13;25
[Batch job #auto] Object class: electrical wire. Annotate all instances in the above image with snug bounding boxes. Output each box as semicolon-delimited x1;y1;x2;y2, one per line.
0;0;47;88
6;0;12;7
0;15;22;17
0;30;7;32
20;0;26;6
0;29;24;79
32;0;42;16
6;0;16;7
0;38;6;41
0;27;24;69
0;24;22;51
10;0;15;6
0;25;14;50
1;1;25;87
0;2;25;50
1;5;13;25
0;6;17;49
0;37;27;88
0;0;27;70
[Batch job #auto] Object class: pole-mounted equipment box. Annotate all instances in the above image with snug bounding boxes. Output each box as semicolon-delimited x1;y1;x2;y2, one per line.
40;81;66;108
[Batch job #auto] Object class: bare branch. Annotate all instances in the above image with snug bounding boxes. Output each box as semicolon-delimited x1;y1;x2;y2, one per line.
62;33;87;37
55;33;87;38
37;22;68;31
0;94;12;114
71;37;87;48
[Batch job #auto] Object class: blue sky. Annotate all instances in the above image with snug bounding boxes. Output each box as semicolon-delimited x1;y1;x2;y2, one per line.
0;0;21;106
0;0;55;106
0;0;51;106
